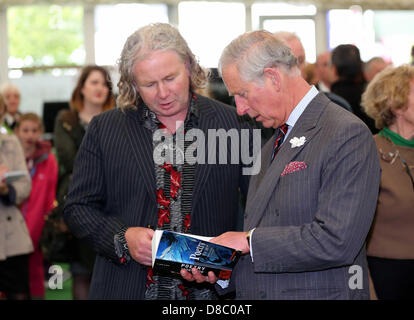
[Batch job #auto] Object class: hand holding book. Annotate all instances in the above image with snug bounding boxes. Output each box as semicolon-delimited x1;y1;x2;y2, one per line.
125;227;154;266
180;266;218;284
152;230;241;282
180;231;250;285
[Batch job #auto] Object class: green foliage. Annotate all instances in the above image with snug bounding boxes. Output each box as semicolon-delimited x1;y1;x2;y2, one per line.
8;5;84;67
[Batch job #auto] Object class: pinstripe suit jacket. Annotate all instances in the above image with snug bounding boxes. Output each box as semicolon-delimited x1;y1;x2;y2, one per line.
63;94;252;299
233;93;381;300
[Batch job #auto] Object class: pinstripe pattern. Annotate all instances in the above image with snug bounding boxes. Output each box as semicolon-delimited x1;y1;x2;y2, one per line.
63;94;252;299
234;93;381;300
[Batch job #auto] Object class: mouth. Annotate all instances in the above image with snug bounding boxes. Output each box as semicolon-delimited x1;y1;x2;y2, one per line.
159;101;174;109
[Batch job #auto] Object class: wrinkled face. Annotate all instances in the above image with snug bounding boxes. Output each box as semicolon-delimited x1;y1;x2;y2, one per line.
222;63;289;129
16;119;42;149
81;70;109;107
132;50;191;123
3;88;20;115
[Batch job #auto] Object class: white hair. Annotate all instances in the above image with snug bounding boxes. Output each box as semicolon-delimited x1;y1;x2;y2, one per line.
218;30;299;83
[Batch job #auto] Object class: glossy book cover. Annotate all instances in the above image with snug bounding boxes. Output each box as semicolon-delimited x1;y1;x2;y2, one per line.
152;230;241;280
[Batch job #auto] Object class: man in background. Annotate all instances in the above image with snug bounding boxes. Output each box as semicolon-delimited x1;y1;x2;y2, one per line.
363;57;389;83
315;51;336;92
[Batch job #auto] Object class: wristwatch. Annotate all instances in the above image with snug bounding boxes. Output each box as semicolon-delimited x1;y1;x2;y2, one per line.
114;226;131;265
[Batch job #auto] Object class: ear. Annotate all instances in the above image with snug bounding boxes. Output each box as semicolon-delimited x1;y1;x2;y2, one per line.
264;67;281;91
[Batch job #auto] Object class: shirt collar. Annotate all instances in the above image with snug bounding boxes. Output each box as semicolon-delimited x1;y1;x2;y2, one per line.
141;92;199;131
286;85;319;129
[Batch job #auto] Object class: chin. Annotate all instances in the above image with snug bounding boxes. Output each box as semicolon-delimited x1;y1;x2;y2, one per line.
260;121;274;128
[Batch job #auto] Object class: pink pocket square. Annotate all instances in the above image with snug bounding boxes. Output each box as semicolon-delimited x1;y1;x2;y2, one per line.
281;161;307;176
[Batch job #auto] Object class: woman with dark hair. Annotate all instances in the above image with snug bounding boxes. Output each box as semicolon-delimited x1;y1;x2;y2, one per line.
53;65;115;300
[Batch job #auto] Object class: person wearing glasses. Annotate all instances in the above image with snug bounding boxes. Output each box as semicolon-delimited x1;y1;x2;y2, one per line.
362;64;414;300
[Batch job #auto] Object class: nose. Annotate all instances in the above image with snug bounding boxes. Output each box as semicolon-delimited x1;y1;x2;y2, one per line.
157;82;169;99
235;95;249;116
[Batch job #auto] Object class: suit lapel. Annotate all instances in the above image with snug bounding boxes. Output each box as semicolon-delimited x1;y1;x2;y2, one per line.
245;93;328;229
124;108;157;202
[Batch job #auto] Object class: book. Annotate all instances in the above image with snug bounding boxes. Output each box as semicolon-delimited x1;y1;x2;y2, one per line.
152;230;241;280
1;170;28;184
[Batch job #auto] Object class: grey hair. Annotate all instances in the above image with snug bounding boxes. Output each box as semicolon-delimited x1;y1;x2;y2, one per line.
0;82;20;96
117;23;208;109
273;31;300;44
218;30;299;82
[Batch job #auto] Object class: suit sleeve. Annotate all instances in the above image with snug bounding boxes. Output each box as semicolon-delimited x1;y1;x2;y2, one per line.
251;122;381;273
63;116;127;263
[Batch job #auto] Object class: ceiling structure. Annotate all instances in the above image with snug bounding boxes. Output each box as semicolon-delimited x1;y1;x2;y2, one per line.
0;0;414;11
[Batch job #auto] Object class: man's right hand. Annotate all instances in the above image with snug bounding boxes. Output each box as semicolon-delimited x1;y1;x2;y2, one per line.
125;227;154;266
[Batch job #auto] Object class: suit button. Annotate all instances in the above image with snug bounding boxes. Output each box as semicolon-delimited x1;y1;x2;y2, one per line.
7;216;11;221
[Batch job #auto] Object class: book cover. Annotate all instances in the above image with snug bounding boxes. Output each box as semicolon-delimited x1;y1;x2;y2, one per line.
152;230;241;280
1;170;28;184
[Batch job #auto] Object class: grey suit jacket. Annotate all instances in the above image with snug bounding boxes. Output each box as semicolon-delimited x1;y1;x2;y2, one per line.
233;93;380;300
63;94;253;299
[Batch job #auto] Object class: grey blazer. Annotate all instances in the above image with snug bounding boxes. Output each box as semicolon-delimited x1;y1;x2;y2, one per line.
63;94;253;299
232;93;381;300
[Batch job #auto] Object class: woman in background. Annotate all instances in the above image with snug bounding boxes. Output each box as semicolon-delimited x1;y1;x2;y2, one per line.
15;113;58;299
0;83;22;130
362;65;414;300
0;94;32;300
53;65;115;300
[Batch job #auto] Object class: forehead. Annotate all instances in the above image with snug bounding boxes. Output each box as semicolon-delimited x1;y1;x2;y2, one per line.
19;119;41;129
221;64;245;95
288;38;305;57
3;87;20;96
133;50;184;79
317;53;330;65
85;70;105;81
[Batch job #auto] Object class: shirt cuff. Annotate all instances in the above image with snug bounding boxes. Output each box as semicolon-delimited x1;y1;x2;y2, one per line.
249;228;256;262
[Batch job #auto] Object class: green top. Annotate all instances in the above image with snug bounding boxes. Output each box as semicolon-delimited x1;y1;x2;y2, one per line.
379;127;414;148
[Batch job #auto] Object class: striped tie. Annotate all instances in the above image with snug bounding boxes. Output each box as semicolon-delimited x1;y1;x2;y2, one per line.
271;124;288;161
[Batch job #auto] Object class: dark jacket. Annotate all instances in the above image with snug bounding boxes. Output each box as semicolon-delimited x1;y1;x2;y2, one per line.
331;79;377;134
53;110;95;270
63;95;254;299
